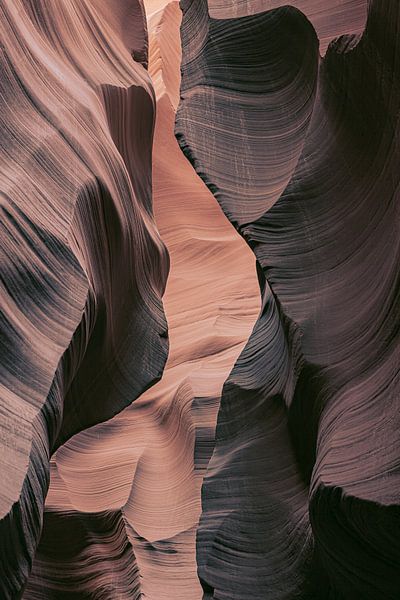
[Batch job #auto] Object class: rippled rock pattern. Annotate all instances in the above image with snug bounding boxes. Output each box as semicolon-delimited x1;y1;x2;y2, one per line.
176;0;400;598
1;0;399;598
1;0;168;597
4;1;258;598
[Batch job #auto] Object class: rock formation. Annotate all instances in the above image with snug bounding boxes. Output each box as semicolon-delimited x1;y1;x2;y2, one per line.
18;3;259;598
177;0;400;598
1;0;399;598
1;1;168;596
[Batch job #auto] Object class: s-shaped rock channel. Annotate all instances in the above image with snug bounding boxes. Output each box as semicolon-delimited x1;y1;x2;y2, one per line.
24;3;260;599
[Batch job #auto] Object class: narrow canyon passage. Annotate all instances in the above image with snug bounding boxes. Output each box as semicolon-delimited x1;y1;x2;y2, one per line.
4;1;398;599
24;3;260;598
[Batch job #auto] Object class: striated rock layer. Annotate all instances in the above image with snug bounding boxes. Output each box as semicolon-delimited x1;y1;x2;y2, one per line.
176;0;400;598
207;0;368;54
1;0;168;597
2;0;399;598
22;3;259;599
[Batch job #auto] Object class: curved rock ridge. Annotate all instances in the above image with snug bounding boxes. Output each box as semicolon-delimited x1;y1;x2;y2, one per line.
24;464;142;600
23;3;260;598
137;0;368;55
178;1;320;226
1;0;169;596
208;0;368;55
89;0;149;66
177;0;400;598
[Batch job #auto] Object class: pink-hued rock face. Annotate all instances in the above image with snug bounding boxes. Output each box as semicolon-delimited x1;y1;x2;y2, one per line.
18;3;259;599
1;0;168;596
1;1;399;599
88;0;149;65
